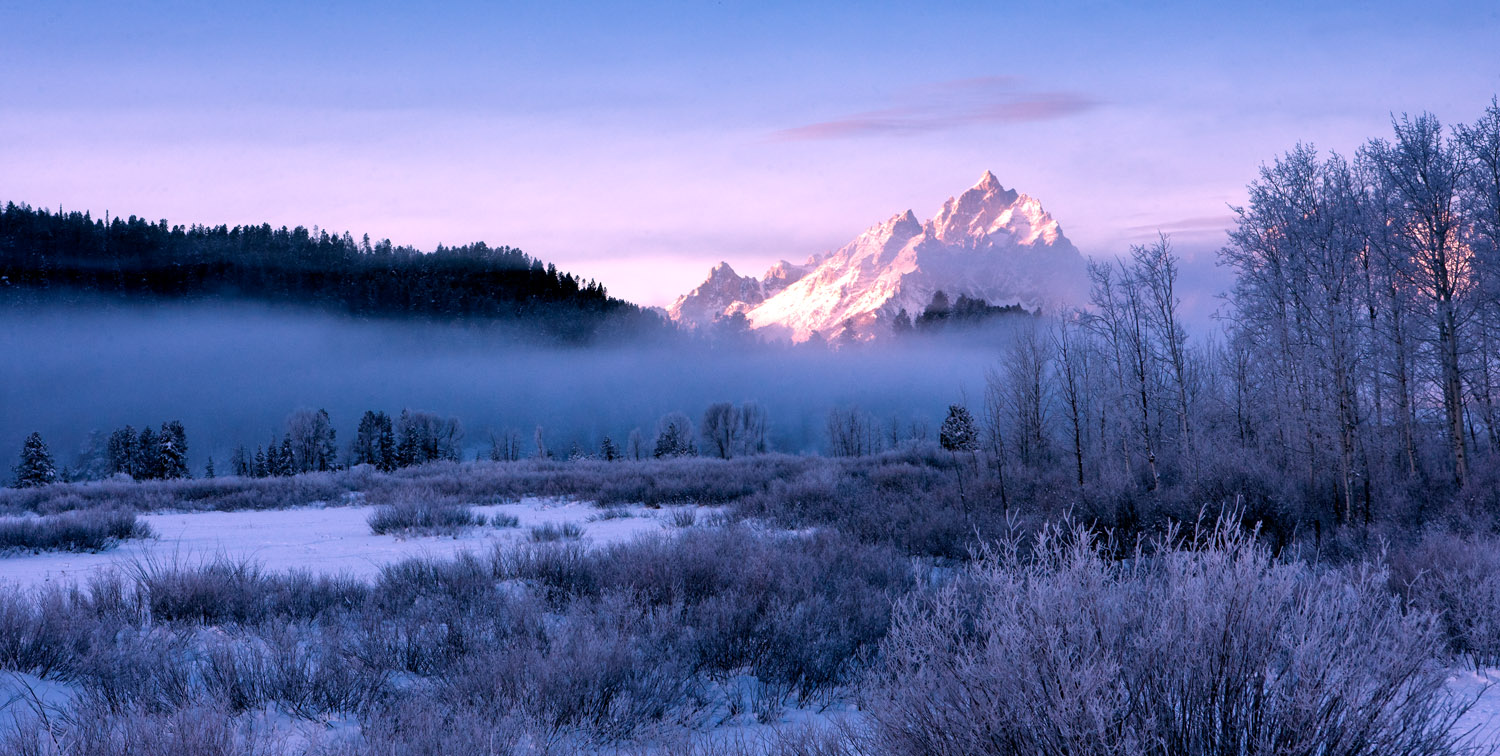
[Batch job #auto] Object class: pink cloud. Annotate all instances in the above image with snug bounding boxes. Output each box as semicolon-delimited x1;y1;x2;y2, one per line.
772;79;1098;141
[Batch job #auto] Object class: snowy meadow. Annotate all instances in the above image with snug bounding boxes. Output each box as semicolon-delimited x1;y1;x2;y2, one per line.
1;451;1499;754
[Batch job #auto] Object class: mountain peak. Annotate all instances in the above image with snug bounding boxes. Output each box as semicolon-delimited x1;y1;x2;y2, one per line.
669;173;1087;342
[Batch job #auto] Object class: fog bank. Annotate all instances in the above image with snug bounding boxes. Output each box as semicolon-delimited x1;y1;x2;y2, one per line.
1;300;1005;470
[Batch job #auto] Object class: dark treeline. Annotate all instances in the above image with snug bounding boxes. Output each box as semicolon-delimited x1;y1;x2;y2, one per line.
10;401;783;487
892;289;1032;335
0;203;665;342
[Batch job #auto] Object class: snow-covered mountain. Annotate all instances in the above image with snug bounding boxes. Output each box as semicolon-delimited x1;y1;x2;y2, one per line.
668;171;1088;342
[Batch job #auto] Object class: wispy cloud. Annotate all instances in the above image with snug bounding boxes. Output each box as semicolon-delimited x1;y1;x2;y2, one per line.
772;77;1098;141
1124;214;1237;237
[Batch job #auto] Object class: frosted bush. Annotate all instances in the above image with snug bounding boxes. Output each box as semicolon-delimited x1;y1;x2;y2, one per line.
871;524;1474;756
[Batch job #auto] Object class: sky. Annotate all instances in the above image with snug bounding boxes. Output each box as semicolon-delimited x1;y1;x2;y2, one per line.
4;1;1499;309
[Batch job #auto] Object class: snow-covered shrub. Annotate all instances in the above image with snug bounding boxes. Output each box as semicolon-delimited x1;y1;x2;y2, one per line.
2;703;262;756
1389;530;1500;668
439;592;700;743
367;495;484;535
870;524;1470;756
0;509;151;553
133;556;278;625
498;527;912;700
319;696;527;756
528;521;584;542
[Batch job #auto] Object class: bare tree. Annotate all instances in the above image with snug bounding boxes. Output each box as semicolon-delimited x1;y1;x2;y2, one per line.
1363;113;1472;484
1053;313;1090;487
826;406;879;457
488;428;522;462
626;428;645;461
1005;322;1052;467
1132;235;1193;465
700;403;741;459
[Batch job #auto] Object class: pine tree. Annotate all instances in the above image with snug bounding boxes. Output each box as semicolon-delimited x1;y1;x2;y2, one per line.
940;404;979;512
653;413;697;458
159;421;189;479
892;308;914;336
137;426;161;480
940;405;978;454
376;415;396;471
353;410;396;471
277;437;295;476
71;429;112;482
13;432;58;488
396;410;423;467
108;425;139;477
316;409;338;471
600;436;619;461
204;456;216;478
253;446;267;477
231;446;250;477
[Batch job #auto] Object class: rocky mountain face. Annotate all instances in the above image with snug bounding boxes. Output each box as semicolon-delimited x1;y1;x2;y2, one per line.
669;172;1088;342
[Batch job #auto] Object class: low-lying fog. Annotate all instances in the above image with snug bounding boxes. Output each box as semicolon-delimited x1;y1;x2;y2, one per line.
2;299;1007;469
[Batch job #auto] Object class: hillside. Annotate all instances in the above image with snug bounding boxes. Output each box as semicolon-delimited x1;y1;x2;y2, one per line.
0;202;663;342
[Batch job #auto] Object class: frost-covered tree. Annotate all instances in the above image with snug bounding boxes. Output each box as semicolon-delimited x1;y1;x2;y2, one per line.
136;426;162;480
653;413;697;458
352;411;396;471
626;428;645;461
286;408;337;473
13;432;58;488
107;425;140;478
700;403;741;459
158;421;189;480
229;446;250;477
266;436;294;477
827;406;879;457
396;410;464;467
600;436;619;461
69;430;111;482
739;402;770;455
940;404;979;510
1362;114;1472;484
488;428;522;462
940;405;978;455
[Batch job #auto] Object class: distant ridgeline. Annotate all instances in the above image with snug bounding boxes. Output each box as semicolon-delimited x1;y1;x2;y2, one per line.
0;202;663;342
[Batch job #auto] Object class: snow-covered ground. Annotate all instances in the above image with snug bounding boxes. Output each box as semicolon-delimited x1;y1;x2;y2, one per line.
0;498;682;590
1451;667;1500;749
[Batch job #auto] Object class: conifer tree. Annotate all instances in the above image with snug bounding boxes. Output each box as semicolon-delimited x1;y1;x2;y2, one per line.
137;426;161;480
231;446;250;477
159;421;189;479
277;437;295;476
13;432;58;488
107;425;139;477
352;410;396;471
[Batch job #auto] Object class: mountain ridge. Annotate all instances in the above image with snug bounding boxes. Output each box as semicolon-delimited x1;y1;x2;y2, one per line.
669;172;1088;341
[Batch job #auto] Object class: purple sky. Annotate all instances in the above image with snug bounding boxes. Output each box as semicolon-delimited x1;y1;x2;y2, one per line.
4;1;1499;309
